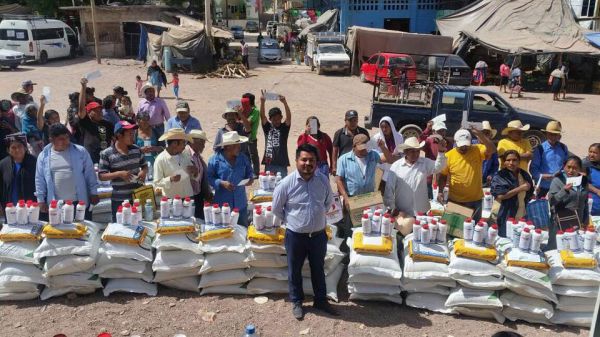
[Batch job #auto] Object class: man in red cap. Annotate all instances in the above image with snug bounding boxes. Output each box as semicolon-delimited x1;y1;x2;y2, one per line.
77;78;114;163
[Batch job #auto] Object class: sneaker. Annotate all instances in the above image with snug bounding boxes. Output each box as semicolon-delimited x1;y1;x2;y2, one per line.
313;301;339;316
292;302;304;320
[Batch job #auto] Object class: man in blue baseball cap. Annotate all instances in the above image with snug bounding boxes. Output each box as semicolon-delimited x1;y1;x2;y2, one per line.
98;120;148;220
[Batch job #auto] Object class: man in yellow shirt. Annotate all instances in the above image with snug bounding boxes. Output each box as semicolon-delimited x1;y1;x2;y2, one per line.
497;120;532;171
437;128;496;220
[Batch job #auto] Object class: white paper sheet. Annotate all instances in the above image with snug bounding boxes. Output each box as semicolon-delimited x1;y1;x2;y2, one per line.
566;175;583;187
237;178;250;186
362;235;383;246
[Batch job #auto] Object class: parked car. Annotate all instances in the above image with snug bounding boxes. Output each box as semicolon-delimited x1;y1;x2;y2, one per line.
0;48;24;69
365;85;554;147
266;21;277;32
360;53;417;84
415;54;472;86
0;17;79;64
313;44;350;75
257;38;282;64
245;21;259;32
230;26;244;39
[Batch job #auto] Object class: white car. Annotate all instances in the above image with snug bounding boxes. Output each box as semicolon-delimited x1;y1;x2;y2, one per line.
0;48;24;69
313;43;351;75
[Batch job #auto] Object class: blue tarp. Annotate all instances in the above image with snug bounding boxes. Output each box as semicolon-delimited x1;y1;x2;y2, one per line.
585;32;600;49
138;24;148;61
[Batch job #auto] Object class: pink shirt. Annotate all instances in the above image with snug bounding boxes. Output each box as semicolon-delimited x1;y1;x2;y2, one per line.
136;98;171;127
500;64;510;77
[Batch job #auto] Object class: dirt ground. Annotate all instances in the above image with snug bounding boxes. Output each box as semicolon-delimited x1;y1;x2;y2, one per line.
0;36;598;336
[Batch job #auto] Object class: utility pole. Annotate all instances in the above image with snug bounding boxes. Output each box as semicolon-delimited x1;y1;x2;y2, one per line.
90;0;100;64
205;0;212;38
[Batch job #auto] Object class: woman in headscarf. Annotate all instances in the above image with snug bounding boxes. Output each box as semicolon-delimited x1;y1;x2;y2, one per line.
583;143;600;216
146;60;167;98
490;150;534;237
368;116;403;194
0;133;37;209
297;116;333;176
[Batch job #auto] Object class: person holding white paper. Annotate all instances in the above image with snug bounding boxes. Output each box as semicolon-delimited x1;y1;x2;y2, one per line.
153;128;196;199
297;116;333;176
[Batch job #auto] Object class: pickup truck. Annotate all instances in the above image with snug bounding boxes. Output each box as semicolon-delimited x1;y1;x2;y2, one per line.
365;85;555;147
306;32;350;75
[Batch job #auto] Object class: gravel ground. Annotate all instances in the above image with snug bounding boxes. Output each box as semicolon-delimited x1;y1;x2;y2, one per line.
0;37;597;337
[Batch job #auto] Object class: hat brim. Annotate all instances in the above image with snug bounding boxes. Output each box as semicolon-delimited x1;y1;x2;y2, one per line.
396;140;426;152
501;125;530;136
141;85;154;93
11;92;27;100
354;143;368;151
222;111;237;119
483;129;497;139
542;129;562;134
176;108;190;113
217;136;249;147
159;133;192;142
455;140;471;147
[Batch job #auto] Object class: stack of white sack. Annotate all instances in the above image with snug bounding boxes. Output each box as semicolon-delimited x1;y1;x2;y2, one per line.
403;233;455;313
91;199;113;225
198;225;251;295
246;224;345;302
497;244;555;325
0;222;46;300
34;221;103;300
546;249;600;327
96;222;157;297
444;236;506;323
151;219;203;292
347;228;403;305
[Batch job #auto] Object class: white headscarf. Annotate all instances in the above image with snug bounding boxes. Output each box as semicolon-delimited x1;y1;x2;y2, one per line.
369;116;404;182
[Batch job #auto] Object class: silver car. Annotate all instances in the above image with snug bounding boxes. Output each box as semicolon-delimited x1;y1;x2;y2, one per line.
257;38;282;64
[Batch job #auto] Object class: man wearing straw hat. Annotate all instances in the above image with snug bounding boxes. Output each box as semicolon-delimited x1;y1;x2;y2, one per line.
530;121;569;197
497;120;532;172
385;136;447;217
136;82;170;138
213;107;251;157
153;128;196;199
10;87;30;132
207;131;254;226
187;129;213;218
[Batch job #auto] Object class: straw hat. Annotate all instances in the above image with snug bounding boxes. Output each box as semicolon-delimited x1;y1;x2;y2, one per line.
159;128;192;142
141;82;154;93
396;137;425;151
542;120;563;134
481;121;497;138
189;129;209;142
222;107;238;119
10;87;28;101
217;131;248;147
501;120;530;136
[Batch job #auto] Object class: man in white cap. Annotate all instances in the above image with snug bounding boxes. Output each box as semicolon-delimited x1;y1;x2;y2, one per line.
385;137;447;217
498;120;532;172
438;128;496;220
136;82;170;137
153;128;196;198
530;120;568;197
187;129;212;218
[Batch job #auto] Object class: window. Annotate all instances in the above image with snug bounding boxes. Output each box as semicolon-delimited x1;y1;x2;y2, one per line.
367;55;378;64
376;55;385;66
582;0;597;17
389;56;414;67
0;29;29;41
472;94;508;114
32;28;64;40
440;91;466;110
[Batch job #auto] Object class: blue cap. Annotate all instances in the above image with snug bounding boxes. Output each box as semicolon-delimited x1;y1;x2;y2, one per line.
245;325;255;334
114;120;137;134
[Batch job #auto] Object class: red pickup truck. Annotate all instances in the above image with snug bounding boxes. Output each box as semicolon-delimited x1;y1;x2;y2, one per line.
359;52;417;84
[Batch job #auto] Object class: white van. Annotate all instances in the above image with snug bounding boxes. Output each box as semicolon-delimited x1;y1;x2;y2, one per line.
0;17;79;64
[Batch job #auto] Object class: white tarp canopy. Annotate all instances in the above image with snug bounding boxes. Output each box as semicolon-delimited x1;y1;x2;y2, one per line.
436;0;600;55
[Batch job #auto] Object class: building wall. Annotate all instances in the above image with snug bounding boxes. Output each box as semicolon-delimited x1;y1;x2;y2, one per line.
339;0;441;33
77;6;164;58
569;0;599;30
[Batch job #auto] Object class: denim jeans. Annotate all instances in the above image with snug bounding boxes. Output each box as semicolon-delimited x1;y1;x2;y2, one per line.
265;164;288;178
285;229;327;304
173;86;179;99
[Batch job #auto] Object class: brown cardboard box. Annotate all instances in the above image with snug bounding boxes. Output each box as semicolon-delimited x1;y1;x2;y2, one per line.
441;201;474;238
347;192;384;227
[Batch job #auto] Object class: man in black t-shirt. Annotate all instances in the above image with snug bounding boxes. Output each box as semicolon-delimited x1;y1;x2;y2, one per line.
260;91;291;177
77;78;115;163
331;110;369;176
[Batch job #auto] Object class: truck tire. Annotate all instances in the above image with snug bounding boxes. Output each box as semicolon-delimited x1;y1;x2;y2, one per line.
399;124;423;140
525;130;545;149
311;63;315;71
360;71;367;83
39;51;48;64
317;64;323;75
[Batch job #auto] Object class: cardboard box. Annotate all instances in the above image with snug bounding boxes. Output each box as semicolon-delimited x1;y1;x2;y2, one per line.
347;192;384;227
441;201;474;238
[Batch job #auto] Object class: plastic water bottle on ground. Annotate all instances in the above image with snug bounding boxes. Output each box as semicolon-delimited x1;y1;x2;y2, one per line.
241;325;258;337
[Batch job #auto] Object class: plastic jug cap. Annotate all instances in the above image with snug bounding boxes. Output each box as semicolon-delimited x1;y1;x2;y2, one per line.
417;212;425;216
422;224;429;230
50;200;57;207
384;213;390;218
523;227;531;233
132;207;137;213
65;200;73;205
6;202;13;207
477;223;484;227
246;325;256;334
174;194;181;199
362;214;369;219
117;205;123;212
185;197;191;202
491;224;498;230
535;228;542;234
32;202;39;207
223;203;230;207
465;217;472;222
440;220;447;224
526;220;533;225
78;201;86;205
233;208;240;212
431;219;437;224
204;202;211;206
557;230;564;235
161;196;168;201
566;228;574;233
267;206;272;211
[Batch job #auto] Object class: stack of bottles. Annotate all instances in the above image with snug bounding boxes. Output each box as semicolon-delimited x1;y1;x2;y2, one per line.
445;219;505;323
92;163;115;224
257;171;282;192
0;201;46;300
498;219;555;325
546;226;600;327
95;200;157;297
151;196;203;292
360;207;394;237
403;213;455;314
202;202;240;229
33;200;103;300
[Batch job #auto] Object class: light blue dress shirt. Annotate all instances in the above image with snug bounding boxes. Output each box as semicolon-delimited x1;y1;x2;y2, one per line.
272;170;333;233
165;116;202;134
336;150;380;196
530;141;568;190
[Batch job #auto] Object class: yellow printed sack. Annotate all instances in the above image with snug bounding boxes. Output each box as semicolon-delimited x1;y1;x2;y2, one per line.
453;239;498;262
155;220;196;235
43;223;87;239
198;227;234;242
249;191;273;203
560;250;598;269
504;252;549;271
102;224;148;246
352;231;393;255
409;240;449;264
247;225;285;245
326;226;333;240
0;224;43;242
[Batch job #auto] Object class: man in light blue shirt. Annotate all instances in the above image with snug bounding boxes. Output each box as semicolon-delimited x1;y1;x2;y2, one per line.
272;143;337;320
165;101;202;134
530;121;568;197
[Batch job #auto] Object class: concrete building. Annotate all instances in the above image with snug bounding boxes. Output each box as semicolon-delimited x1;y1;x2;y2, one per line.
569;0;600;29
59;5;169;58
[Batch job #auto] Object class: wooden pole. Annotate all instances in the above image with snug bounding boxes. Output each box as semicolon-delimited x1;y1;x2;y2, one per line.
205;0;212;38
90;0;100;64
